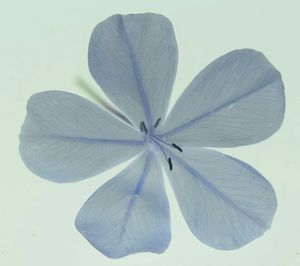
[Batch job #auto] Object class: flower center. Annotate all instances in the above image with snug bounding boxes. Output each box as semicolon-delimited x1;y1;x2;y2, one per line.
139;119;183;171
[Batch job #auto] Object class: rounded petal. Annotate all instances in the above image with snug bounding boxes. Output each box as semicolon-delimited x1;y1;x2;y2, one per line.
167;148;277;250
19;91;145;183
75;151;170;258
89;13;178;129
159;49;285;147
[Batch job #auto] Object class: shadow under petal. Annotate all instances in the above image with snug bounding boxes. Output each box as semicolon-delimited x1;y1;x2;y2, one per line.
75;77;133;126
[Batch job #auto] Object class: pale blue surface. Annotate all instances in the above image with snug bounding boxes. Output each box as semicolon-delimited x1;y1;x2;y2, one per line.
75;151;170;258
19;91;145;183
89;13;178;130
158;49;285;147
166;148;277;250
19;13;285;258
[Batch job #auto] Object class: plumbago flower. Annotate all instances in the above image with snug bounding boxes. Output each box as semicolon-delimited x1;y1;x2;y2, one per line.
19;13;285;258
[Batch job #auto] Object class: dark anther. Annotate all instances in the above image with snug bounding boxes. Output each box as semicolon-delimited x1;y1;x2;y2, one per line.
139;122;143;132
172;143;183;152
139;121;148;134
168;157;173;171
154;118;161;128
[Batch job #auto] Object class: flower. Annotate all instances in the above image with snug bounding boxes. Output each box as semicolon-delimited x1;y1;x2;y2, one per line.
19;13;285;258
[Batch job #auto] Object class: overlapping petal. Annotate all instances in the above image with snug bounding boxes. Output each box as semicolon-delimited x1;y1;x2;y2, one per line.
19;91;145;183
159;49;285;147
75;150;170;258
89;13;178;129
166;147;277;249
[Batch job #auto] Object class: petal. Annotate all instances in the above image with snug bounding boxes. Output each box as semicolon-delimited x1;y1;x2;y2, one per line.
89;13;178;129
75;150;170;258
159;49;285;147
166;148;277;250
19;91;145;183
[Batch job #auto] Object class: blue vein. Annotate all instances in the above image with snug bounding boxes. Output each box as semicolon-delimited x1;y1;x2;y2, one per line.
150;138;169;162
22;134;145;146
167;149;266;228
120;151;152;237
160;78;279;137
118;16;153;131
26;108;145;145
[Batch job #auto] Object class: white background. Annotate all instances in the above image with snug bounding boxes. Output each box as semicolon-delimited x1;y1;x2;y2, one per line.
1;1;300;265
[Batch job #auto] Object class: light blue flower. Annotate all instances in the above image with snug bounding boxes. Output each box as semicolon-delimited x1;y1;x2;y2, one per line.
19;13;285;258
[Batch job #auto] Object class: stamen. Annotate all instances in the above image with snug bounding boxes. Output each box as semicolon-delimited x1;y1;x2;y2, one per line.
151;138;173;171
168;157;173;171
152;136;183;153
139;121;148;134
172;143;183;152
154;118;161;128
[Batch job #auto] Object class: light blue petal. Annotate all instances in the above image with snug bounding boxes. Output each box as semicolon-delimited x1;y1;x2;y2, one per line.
75;151;170;258
89;13;178;130
166;148;277;250
159;49;285;147
19;91;145;183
